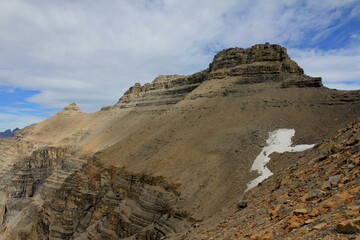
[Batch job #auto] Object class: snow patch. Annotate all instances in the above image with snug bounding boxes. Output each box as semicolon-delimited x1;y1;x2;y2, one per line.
245;129;314;192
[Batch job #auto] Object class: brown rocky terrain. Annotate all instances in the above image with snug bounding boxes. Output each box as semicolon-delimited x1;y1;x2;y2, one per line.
185;120;360;240
0;44;359;239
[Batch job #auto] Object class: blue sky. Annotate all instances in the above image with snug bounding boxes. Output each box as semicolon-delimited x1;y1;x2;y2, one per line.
0;0;359;131
0;86;52;130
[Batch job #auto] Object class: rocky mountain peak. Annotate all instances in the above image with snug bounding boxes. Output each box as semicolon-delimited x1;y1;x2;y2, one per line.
207;43;308;79
116;44;322;109
209;43;301;72
63;103;80;112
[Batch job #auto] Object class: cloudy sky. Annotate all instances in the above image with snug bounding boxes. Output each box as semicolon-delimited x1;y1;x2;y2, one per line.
0;0;359;131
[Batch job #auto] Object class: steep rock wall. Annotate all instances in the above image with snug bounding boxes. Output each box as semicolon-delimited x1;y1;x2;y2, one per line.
117;44;322;109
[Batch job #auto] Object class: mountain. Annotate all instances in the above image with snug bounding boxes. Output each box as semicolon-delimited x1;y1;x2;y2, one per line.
0;44;359;239
0;128;20;138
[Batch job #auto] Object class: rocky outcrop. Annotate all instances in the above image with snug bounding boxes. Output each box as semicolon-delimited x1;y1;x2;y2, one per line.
209;44;303;73
116;72;207;108
9;147;71;198
117;43;323;109
0;144;191;239
39;163;190;239
208;44;322;87
63;103;80;112
0;145;87;239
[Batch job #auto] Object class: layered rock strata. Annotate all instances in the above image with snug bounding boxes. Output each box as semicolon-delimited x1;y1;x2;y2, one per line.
117;44;322;109
42;163;190;239
0;143;190;239
117;72;207;108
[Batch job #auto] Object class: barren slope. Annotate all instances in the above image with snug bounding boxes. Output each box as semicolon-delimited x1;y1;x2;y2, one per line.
188;120;360;239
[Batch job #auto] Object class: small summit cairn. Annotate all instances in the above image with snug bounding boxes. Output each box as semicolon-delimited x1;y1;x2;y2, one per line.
63;103;80;112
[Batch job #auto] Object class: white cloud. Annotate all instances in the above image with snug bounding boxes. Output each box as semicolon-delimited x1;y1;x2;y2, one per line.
0;0;359;115
289;47;360;89
0;112;43;131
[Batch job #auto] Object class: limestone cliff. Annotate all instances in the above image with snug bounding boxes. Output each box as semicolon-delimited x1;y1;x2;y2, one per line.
116;72;207;108
116;44;322;109
0;44;359;239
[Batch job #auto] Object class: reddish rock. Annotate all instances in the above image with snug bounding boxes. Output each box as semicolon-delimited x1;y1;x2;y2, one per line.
312;222;327;231
309;208;319;217
270;204;282;219
289;221;301;231
287;216;303;231
336;218;360;234
345;206;360;218
323;200;337;209
334;191;353;204
304;219;315;224
250;231;273;240
293;208;308;215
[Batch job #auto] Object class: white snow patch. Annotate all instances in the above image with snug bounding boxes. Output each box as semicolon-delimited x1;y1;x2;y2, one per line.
245;129;314;192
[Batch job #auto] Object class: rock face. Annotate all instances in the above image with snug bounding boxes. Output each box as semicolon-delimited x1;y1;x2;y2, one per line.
117;72;207;108
117;44;322;108
0;44;359;239
209;44;302;75
42;163;190;239
208;44;322;87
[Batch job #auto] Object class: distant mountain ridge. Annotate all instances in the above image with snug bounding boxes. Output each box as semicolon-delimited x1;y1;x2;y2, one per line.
0;128;19;138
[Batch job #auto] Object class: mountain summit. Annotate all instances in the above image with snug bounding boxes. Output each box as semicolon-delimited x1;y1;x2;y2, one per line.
0;44;359;239
117;43;322;109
